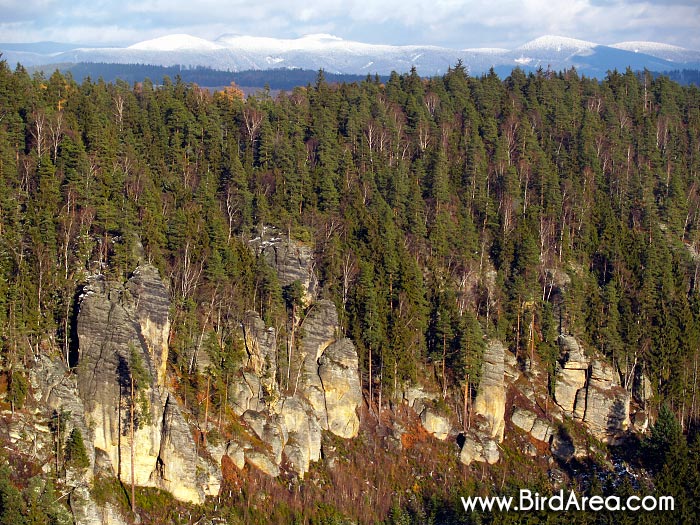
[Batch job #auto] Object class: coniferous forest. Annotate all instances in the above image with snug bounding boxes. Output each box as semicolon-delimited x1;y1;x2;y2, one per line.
1;58;700;523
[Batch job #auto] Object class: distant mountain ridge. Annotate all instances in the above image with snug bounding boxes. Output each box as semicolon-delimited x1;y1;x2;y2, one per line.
2;33;700;78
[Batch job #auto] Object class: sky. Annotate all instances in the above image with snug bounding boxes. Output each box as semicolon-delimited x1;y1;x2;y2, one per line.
1;0;699;50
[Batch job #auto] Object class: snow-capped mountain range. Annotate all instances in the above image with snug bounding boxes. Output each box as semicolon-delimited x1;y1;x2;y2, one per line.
2;33;700;78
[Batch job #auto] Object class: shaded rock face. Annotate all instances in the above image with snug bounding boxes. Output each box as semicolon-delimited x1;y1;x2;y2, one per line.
252;226;317;304
473;340;506;442
581;360;630;442
75;265;212;504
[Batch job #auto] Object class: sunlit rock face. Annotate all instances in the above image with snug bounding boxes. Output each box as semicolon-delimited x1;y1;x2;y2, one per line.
473;340;506;442
222;298;362;478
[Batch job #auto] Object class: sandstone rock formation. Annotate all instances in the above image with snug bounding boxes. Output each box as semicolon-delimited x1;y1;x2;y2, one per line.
554;335;589;417
220;299;361;479
473;340;506;441
252;226;318;304
420;408;451;441
511;408;554;443
318;338;362;438
74;265;216;505
552;336;630;443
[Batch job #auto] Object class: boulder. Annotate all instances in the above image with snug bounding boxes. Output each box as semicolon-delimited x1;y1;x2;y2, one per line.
245;450;280;477
420;408;451;441
459;432;499;465
511;408;554;443
278;396;322;477
225;441;248;470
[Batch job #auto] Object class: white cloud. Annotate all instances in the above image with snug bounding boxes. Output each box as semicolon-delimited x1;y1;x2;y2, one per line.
1;0;698;50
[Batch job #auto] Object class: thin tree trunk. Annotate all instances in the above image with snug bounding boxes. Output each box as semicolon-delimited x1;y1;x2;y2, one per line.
130;376;136;514
368;344;373;413
203;375;210;446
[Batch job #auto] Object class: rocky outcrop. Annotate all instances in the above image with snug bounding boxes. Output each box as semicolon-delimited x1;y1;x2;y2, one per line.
511;408;555;443
74;265;212;504
459;432;500;465
458;339;507;466
473;340;506;442
126;265;171;386
220;299;361;479
242;311;278;394
155;394;204;503
278;396;322;477
252;226;318;304
318;338;362;438
554;335;589;417
581;360;630;442
552;336;630;443
420;408;451;441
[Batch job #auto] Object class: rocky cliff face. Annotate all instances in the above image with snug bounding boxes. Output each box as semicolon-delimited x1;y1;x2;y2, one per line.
221;299;362;478
251;225;318;304
458;332;634;466
459;339;507;466
74;265;217;505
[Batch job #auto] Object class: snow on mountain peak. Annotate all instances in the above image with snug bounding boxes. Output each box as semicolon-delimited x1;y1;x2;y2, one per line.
610;41;700;63
517;35;597;53
128;34;224;51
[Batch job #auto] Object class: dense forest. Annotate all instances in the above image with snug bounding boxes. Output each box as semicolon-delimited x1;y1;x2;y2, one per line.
33;62;383;90
1;58;700;523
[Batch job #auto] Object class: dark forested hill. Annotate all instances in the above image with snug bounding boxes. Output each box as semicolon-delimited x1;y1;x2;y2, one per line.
0;60;699;523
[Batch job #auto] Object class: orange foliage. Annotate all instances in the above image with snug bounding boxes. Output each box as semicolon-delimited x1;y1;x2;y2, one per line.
215;81;245;102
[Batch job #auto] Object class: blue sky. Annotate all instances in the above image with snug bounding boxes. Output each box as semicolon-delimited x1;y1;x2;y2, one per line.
1;0;699;49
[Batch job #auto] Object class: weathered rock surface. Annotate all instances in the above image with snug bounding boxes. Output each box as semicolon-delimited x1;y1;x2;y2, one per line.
554;335;589;417
581;360;630;442
459;432;500;465
511;408;554;443
126;265;171;386
155;394;205;503
297;300;339;427
74;265;208;504
253;226;317;304
420;408;451;441
242;310;278;393
220;298;360;479
229;370;267;416
246;449;281;477
318;339;362;438
473;340;506;442
278;396;322;477
295;300;361;438
552;336;631;443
